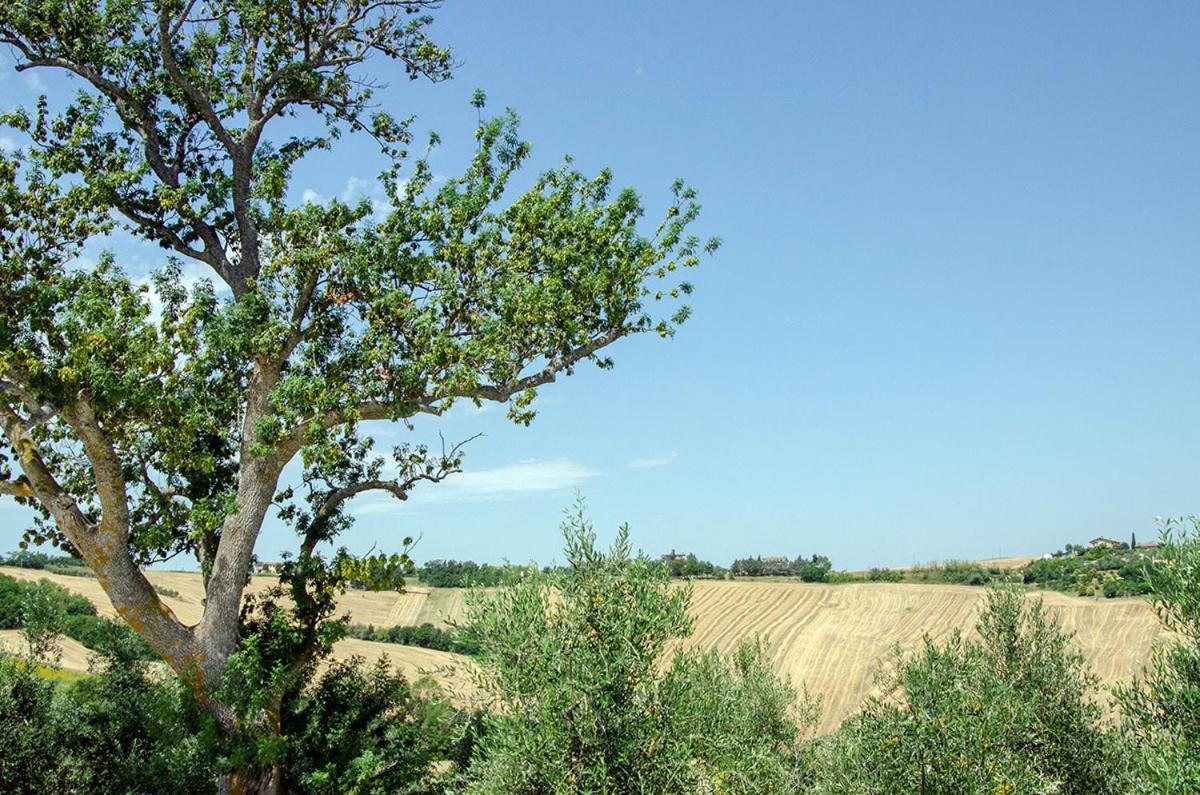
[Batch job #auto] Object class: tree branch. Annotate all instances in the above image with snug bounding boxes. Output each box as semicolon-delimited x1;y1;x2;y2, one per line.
0;403;196;675
300;432;479;556
473;326;626;402
0;479;34;498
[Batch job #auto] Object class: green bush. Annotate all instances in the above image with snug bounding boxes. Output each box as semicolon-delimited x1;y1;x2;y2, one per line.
0;573;95;630
0;648;217;794
1116;517;1200;791
460;501;812;793
1022;544;1160;596
280;657;472;794
867;567;904;583
812;588;1131;794
907;561;996;586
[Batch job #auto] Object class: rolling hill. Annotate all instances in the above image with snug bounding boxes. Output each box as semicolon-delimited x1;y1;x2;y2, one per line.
1;566;1163;733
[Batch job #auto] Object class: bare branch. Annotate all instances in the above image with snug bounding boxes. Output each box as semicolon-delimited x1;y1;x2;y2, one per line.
300;432;479;556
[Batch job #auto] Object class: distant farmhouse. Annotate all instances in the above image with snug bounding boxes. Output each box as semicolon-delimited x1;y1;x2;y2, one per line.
253;560;284;575
660;549;689;563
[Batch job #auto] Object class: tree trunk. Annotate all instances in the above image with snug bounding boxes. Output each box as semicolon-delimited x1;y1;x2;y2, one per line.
217;766;281;795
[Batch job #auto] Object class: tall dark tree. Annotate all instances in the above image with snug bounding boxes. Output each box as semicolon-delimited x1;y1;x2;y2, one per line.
0;2;716;790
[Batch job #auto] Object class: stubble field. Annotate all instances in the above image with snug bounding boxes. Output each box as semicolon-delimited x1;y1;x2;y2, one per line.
1;566;1164;733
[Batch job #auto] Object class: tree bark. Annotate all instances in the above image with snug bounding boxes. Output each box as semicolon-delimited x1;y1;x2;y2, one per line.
217;766;281;795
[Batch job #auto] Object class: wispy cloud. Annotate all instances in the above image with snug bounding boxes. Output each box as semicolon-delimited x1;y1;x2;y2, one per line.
301;188;323;204
352;458;601;515
0;136;15;153
340;175;393;221
628;451;679;470
22;71;45;92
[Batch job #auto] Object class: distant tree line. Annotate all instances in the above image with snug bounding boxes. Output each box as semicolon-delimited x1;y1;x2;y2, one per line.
730;554;833;582
0;573;156;661
663;553;724;578
416;560;507;588
1;551;94;578
346;622;480;656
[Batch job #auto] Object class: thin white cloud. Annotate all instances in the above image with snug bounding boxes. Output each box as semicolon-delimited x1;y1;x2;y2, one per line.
340;175;393;221
301;188;323;204
0;136;15;152
22;71;45;92
352;457;601;515
628;451;679;470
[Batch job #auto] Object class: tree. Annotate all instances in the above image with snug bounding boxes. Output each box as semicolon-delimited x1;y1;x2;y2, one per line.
0;2;716;790
20;584;64;666
461;500;811;793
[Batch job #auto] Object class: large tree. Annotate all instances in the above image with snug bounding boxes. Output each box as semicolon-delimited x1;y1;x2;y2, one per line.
0;1;716;791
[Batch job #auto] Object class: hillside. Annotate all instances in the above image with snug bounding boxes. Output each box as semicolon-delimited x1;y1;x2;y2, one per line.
0;566;1163;733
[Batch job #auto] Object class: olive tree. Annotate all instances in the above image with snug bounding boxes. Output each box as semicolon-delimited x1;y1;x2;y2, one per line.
0;1;716;790
1117;517;1200;792
461;501;811;793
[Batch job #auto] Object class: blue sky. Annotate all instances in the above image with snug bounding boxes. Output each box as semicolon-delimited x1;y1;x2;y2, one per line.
2;1;1198;570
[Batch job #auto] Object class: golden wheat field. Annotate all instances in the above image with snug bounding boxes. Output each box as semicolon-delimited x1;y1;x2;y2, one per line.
1;566;1165;733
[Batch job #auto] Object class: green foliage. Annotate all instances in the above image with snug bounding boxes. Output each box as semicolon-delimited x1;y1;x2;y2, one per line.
0;650;217;794
730;553;834;581
417;559;507;588
0;571;96;628
867;567;904;582
1;550;90;572
1116;516;1200;791
20;584;64;665
906;560;997;586
347;621;480;655
0;1;717;784
0;573;154;660
280;657;471;794
812;588;1130;794
1022;543;1158;597
663;552;724;578
460;500;811;793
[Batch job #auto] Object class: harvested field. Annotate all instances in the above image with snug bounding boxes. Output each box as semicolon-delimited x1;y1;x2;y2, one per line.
1;567;1162;731
682;580;1163;732
0;628;98;671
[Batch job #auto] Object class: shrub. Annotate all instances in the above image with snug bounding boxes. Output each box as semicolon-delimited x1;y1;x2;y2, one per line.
867;567;904;583
1116;517;1200;791
813;588;1131;794
280;657;471;794
0;647;217;794
460;500;812;793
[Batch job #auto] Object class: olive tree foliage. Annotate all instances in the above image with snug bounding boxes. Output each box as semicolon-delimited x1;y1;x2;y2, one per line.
0;0;714;739
461;501;812;794
1117;516;1200;792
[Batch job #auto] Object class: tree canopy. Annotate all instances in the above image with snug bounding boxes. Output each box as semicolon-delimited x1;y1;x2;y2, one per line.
0;1;716;787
